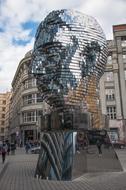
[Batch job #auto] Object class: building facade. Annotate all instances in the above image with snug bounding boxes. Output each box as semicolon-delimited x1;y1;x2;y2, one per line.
10;50;48;145
4;92;12;141
100;24;126;142
0;93;6;141
0;92;11;141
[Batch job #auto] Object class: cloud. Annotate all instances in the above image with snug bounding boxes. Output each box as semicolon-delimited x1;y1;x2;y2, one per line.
0;36;34;92
0;0;126;92
79;0;126;39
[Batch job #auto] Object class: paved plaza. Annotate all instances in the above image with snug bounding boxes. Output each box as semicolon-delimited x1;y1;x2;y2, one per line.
0;148;126;190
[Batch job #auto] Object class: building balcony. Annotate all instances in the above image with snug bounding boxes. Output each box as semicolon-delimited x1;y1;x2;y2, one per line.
122;46;126;52
22;87;38;95
20;123;37;132
20;121;36;126
106;64;113;70
106;100;116;106
124;62;126;68
21;103;43;112
104;81;114;88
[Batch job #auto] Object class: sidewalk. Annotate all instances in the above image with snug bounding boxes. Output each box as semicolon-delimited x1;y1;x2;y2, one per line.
0;148;126;190
0;155;8;180
116;149;126;171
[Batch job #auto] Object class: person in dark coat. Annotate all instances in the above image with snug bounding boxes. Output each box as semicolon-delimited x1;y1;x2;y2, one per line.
25;141;31;153
1;146;6;163
96;139;102;155
11;143;16;155
7;143;10;155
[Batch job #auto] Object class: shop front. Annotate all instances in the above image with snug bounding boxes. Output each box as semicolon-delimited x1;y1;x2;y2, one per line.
20;125;39;146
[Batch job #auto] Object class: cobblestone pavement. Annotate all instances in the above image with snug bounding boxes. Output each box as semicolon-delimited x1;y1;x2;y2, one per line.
0;148;126;190
116;149;126;171
0;154;8;179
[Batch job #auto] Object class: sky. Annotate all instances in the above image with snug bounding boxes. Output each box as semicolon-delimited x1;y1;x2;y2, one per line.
0;0;126;92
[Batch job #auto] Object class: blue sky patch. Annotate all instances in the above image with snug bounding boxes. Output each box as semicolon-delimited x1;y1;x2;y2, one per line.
22;21;39;37
0;27;4;33
12;38;30;46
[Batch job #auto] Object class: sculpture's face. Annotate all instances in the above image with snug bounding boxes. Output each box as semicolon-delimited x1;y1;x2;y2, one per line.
32;9;107;108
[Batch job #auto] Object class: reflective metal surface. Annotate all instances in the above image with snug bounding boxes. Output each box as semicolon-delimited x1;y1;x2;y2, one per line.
40;109;91;131
30;9;110;181
35;130;123;180
31;10;107;128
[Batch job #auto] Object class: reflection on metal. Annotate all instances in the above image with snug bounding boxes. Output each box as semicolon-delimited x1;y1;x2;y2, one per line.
40;109;91;131
36;130;123;180
31;9;107;129
30;9;109;181
36;132;73;180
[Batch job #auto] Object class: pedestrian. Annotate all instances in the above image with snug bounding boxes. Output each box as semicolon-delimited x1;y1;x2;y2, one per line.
7;143;10;155
11;143;16;155
1;146;6;163
25;141;30;153
96;139;102;156
20;140;22;147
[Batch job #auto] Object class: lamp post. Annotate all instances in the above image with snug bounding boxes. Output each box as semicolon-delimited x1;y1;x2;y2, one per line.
36;120;39;142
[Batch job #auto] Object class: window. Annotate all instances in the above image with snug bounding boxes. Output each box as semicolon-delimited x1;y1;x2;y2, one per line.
109;129;118;142
24;80;28;89
2;100;6;104
123;54;126;59
32;78;36;87
2;114;5;118
22;111;37;123
24;78;36;89
2;107;5;111
28;78;36;88
124;70;126;80
107;55;112;64
121;37;126;47
1;128;4;133
122;41;126;47
106;106;116;119
105;89;115;101
28;79;32;88
1;121;5;125
106;72;113;81
23;94;36;105
37;93;43;102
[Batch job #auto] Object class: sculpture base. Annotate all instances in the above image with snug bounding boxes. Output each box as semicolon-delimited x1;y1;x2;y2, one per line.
35;130;123;180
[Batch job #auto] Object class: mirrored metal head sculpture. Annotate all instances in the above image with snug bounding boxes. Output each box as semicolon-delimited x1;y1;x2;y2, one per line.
30;10;122;182
31;9;107;110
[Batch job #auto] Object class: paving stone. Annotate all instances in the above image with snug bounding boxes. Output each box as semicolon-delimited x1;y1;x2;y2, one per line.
0;148;126;190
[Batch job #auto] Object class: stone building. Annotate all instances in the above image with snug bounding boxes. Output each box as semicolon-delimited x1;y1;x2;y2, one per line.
100;24;126;142
10;50;48;145
0;93;6;141
0;92;11;141
4;92;12;141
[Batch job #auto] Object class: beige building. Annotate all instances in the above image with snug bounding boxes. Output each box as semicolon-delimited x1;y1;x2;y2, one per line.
100;24;126;142
10;50;48;145
4;92;12;140
0;92;11;141
0;93;6;141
